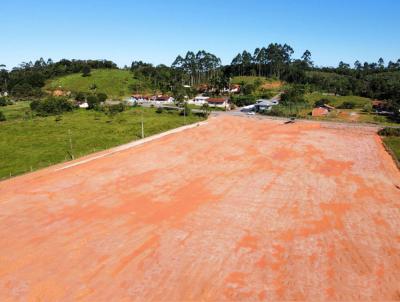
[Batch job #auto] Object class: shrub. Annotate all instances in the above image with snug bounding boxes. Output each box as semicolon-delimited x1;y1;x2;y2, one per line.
30;97;74;116
179;104;191;116
378;127;400;137
338;101;355;109
106;103;125;115
0;97;7;106
82;66;91;77
363;103;373;113
97;93;108;103
0;111;5;121
156;107;163;114
231;95;256;107
314;98;330;108
75;92;86;102
87;95;100;110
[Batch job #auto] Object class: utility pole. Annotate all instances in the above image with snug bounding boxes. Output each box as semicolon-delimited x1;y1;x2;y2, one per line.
68;129;74;160
184;103;186;125
141;107;144;139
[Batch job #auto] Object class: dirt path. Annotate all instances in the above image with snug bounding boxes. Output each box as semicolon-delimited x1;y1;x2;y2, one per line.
0;116;399;301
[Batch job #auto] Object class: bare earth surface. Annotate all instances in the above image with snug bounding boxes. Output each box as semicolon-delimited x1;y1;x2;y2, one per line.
0;116;399;301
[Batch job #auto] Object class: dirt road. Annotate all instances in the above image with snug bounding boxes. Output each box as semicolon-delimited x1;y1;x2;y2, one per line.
0;116;399;301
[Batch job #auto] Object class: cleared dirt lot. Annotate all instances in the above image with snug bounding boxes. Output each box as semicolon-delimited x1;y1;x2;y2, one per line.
0;116;399;301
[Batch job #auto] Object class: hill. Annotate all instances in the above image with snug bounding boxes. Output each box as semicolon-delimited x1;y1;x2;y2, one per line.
44;69;139;98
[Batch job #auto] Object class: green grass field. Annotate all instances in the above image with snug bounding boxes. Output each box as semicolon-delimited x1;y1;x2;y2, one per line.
44;69;139;98
231;76;267;85
0;102;204;179
305;92;371;108
383;136;400;163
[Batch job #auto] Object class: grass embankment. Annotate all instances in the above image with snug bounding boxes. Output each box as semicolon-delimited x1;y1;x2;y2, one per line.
44;69;139;98
383;137;400;164
379;128;400;165
0;102;204;179
304;92;370;108
301;92;395;125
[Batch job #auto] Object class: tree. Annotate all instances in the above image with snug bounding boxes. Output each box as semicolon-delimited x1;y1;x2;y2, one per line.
354;60;362;70
97;93;108;103
86;95;100;110
200;103;211;117
301;50;313;68
75;92;86;102
378;57;385;69
82;65;91;77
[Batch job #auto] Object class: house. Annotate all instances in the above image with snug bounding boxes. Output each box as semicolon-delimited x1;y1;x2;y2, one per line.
312;107;329;117
372;100;387;111
188;95;209;106
130;95;151;103
207;98;230;110
241;104;256;112
230;84;241;93
222;84;241;94
154;95;174;104
321;104;335;111
254;99;278;112
79;102;89;109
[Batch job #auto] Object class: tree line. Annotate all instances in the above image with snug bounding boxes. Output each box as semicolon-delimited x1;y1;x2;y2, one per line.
1;43;399;114
0;59;117;98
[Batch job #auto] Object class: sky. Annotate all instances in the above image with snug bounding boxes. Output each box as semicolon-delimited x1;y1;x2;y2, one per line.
1;0;400;69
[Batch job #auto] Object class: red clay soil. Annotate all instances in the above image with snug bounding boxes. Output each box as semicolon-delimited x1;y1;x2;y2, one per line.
0;116;399;301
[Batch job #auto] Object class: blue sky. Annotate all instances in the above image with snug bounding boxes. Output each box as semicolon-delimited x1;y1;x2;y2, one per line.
1;0;399;69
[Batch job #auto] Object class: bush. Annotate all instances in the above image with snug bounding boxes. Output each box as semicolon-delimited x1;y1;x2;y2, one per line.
156;107;163;114
106;103;125;115
75;92;86;102
363;103;373;113
231;95;256;107
338;101;355;109
0;111;6;121
82;66;91;77
314;98;330;108
179;104;191;116
0;97;7;106
30;97;74;116
87;95;100;110
97;93;108;103
378;127;400;137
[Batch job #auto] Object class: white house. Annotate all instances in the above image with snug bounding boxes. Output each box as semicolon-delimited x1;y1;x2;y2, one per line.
79;102;89;109
188;95;209;106
254;99;278;112
154;96;174;104
207;98;230;110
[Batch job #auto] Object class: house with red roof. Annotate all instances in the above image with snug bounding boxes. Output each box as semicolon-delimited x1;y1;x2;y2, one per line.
207;98;230;110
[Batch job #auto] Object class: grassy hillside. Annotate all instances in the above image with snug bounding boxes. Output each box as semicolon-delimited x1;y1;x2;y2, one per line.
383;137;400;163
45;69;139;98
305;92;371;108
0;102;204;179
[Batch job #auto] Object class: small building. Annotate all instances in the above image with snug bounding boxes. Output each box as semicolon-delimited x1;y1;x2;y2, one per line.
372;100;387;111
79;102;89;109
154;95;174;104
241;104;256;112
254;99;278;112
188;95;209;106
207;98;230;110
312;107;329;117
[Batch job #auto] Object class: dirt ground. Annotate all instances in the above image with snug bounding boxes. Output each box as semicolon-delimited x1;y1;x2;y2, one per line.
0;116;399;301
